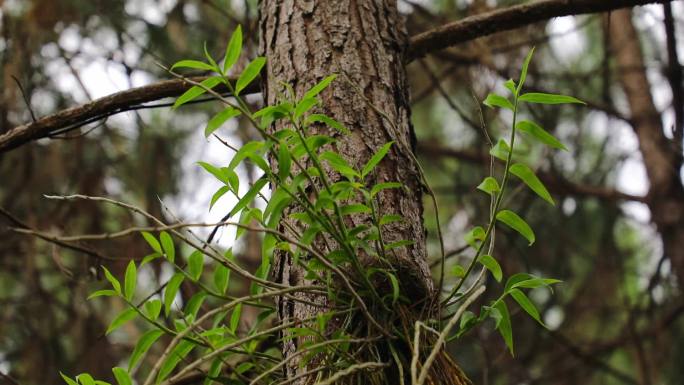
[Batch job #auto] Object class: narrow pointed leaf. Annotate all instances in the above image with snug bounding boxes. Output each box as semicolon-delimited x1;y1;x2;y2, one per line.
164;273;184;316
188;250;204;281
141;232;162;254
362;142;393;178
515;120;567;151
102;266;121;294
517;47;535;94
205;107;241;137
477;177;500;195
171;60;215;71
173;77;223;109
303;74;337;100
509;163;554;205
112;368;132;385
223;25;242;73
494;301;514;355
235;57;266;95
489;139;510;161
124;261;136;301
229;178;268;218
106;308;138;335
304;113;350;134
160;231;175;263
483;93;514;111
128;329;164;370
518;92;585;105
509;288;543;325
496;210;535;245
479;255;503;282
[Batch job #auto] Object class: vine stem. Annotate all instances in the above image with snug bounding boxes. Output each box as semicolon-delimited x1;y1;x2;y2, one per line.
442;96;519;305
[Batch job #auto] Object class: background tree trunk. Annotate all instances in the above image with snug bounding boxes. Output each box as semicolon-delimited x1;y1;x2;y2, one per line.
259;0;435;382
609;9;684;287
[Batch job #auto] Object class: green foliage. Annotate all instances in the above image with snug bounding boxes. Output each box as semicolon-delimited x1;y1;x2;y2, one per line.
68;39;578;384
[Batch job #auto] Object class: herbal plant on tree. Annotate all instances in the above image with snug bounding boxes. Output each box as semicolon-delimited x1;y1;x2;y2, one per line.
53;26;583;385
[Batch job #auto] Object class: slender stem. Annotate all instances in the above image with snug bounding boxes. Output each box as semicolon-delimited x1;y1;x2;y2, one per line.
442;96;519;305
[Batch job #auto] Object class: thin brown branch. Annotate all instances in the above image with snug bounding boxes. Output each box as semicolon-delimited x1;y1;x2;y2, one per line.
0;75;259;153
407;0;673;61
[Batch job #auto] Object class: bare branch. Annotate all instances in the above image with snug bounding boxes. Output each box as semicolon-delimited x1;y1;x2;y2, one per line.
407;0;673;61
0;76;260;153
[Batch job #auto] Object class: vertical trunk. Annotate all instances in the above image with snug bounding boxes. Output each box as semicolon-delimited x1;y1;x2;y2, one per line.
258;0;436;382
609;10;684;288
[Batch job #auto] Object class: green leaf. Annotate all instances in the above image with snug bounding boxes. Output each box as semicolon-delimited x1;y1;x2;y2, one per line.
184;291;207;319
76;374;96;385
60;373;79;385
509;163;554;205
229;178;268;217
128;329;163;370
210;186;231;210
124;261;136;301
515;120;567;151
205;107;241;137
379;214;402;226
504;273;534;293
171;60;215;72
509;288;543;325
106;308;138;335
198;161;229;184
141;232;162;254
504;79;516;95
517;47;535;94
112;368;132;385
304;114;350;134
371;182;402;197
479;254;502;282
477;177;500;195
144;299;162;320
160;231;175;263
223;25;242;73
157;340;195;383
493;301;514;355
188;250;204;281
230;303;242;333
483;93;514;111
164;273;185;316
511;277;562;291
102;266;121;294
173;77;223;109
451;265;466;278
303;74;337;100
464;226;486;249
496;210;535;245
278;143;291;180
320;151;359;179
489;139;510;161
340;204;371;216
235;57;266;95
214;264;230;294
518;92;585;105
388;273;400;304
362;142;393;178
88;289;118;300
294;97;318;119
203;42;220;70
384;240;414;250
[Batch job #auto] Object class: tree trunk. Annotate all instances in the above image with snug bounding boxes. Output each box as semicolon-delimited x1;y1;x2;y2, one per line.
609;9;684;286
258;0;436;382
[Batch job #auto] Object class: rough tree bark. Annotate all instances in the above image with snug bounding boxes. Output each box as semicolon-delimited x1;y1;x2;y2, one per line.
258;0;435;382
609;9;684;285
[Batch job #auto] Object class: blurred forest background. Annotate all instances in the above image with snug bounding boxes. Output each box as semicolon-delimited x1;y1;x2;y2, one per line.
0;0;683;384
